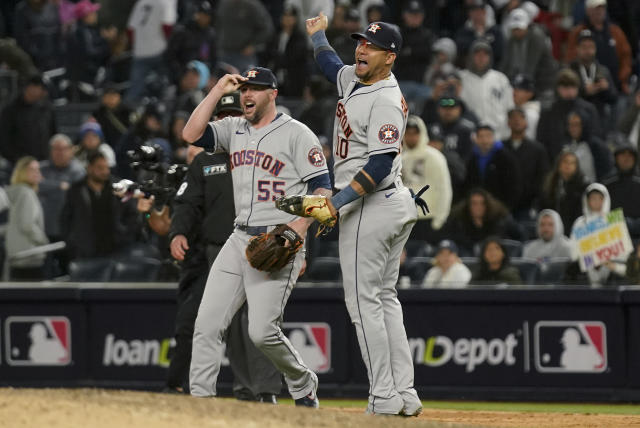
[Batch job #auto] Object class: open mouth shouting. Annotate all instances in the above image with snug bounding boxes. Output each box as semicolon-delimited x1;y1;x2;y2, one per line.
244;100;256;115
356;58;369;73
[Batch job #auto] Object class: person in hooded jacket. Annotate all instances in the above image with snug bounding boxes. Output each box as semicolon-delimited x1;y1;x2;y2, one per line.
472;236;523;285
603;145;640;237
523;209;573;261
569;183;627;286
401;115;452;243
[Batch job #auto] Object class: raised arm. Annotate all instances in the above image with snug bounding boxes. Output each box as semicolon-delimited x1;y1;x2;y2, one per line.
306;13;344;84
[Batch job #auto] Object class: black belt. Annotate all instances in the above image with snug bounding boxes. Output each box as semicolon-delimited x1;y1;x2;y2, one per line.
235;225;269;236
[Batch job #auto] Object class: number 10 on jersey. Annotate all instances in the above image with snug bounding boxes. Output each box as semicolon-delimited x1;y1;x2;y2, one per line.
335;137;349;159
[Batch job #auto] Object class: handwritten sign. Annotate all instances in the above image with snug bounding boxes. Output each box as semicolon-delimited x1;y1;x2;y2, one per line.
573;208;633;271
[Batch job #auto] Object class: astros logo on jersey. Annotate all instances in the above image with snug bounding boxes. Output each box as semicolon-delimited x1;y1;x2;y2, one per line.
378;124;400;144
247;70;258;78
307;147;325;167
368;23;381;33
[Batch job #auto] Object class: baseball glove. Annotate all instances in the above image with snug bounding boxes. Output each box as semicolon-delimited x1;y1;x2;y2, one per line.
245;224;303;272
274;195;337;227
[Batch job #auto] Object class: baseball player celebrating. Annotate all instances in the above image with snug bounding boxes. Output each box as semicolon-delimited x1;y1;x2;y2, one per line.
182;67;332;407
277;15;426;416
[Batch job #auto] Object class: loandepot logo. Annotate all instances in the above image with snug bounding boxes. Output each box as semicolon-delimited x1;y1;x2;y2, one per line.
103;334;172;367
409;333;518;373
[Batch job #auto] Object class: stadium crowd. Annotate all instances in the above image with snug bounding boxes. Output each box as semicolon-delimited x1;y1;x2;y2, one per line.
0;0;639;287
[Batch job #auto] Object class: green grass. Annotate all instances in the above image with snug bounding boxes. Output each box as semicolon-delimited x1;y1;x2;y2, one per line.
281;399;640;415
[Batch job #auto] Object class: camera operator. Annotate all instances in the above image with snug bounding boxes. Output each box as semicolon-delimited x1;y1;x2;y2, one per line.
165;92;282;402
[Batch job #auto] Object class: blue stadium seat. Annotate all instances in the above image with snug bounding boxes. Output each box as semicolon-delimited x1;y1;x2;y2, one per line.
511;258;538;285
460;257;479;276
405;240;434;258
536;258;571;285
111;258;161;282
403;257;433;284
312;240;339;258
68;258;114;282
500;239;523;258
305;257;341;282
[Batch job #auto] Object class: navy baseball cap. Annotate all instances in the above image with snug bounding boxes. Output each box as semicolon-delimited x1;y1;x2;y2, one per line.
512;73;535;92
351;22;402;54
437;240;459;254
241;67;278;89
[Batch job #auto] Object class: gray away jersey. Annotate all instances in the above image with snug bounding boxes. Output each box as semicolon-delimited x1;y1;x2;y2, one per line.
332;65;408;190
205;113;328;226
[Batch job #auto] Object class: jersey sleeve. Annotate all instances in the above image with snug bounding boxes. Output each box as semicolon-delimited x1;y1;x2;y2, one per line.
205;116;237;153
367;97;405;156
336;65;356;98
291;125;329;182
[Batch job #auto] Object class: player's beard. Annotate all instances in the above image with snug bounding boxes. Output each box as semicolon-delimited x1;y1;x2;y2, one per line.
244;97;268;125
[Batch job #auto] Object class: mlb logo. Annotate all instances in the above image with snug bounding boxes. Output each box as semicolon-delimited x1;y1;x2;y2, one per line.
282;323;331;373
5;316;71;366
534;321;606;373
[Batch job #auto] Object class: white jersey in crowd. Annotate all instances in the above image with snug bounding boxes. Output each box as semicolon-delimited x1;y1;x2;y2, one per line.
333;65;408;190
128;0;177;58
205;113;328;226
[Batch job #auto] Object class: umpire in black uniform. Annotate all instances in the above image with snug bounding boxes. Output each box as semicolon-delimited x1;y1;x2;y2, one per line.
166;92;281;402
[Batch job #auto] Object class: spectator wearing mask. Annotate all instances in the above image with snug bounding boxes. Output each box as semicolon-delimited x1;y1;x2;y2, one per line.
511;73;540;141
472;236;523;285
427;95;476;162
540;149;589;234
422;240;472;288
14;0;63;71
125;0;177;103
0;75;57;164
165;0;217;85
74;121;116;168
459;40;514;141
463;124;522;210
424;38;458;88
401;115;452;242
427;125;467;203
38;134;85;242
570;183;626;286
92;83;132;149
537;68;603;163
569;29;617;121
500;8;557;97
618;90;640;148
522;209;573;261
603;145;640;236
60;152;139;261
566;0;632;93
503;108;549;218
5;156;49;280
455;0;504;67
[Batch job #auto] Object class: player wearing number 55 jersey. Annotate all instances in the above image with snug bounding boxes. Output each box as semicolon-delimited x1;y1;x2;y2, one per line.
305;15;423;416
182;67;332;406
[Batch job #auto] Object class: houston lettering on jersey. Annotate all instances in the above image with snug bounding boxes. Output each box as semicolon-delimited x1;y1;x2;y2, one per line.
336;102;353;138
229;149;286;177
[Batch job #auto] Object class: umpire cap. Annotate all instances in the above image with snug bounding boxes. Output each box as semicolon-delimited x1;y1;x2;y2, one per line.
351;22;402;54
241;67;278;89
214;91;243;115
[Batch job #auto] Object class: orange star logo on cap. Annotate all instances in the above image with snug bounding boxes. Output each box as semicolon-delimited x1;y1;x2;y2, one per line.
368;23;381;33
247;70;258;78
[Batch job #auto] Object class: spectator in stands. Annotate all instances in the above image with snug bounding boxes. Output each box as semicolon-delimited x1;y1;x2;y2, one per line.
522;209;573;261
326;7;360;65
66;0;111;100
541;149;589;234
511;74;539;141
298;76;336;142
421;71;477;128
0;38;39;79
174;60;209;115
5;156;49;280
570;183;626;286
625;242;640;285
459;40;514;140
603;145;640;237
426;95;476;162
563;111;606;183
569;29;618;122
617;89;640;148
74;121;116;168
500;8;557;97
165;0;216;85
60;152;139;261
262;5;309;97
427;125;467;204
395;1;433;109
92;83;132;149
455;0;504;67
215;0;274;72
445;188;524;256
14;0;63;71
463;124;522;210
537;68;603;163
472;237;523;285
566;0;632;93
422;240;472;288
424;38;458;88
401;115;452;243
125;0;177;103
39;134;85;242
503;108;549;219
0;75;56;163
169;111;190;163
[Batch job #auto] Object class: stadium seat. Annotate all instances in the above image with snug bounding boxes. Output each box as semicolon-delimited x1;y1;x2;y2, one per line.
111;258;161;282
53;102;99;137
500;239;523;258
403;256;432;284
117;242;162;260
460;257;479;276
511;258;538;285
68;258;114;282
305;257;341;282
312;240;339;258
536;258;571;285
405;240;434;258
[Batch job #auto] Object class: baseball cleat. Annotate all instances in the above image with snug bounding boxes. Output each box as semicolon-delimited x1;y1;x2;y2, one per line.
257;393;278;404
295;391;319;408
